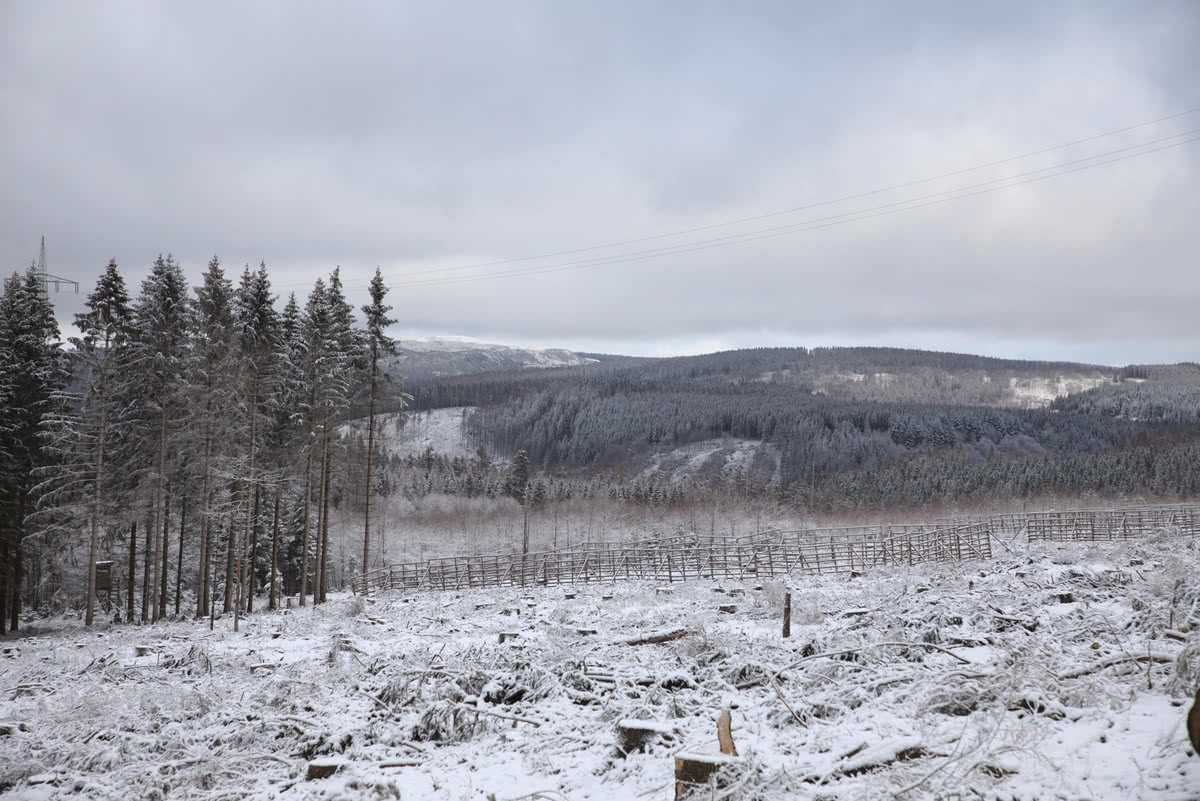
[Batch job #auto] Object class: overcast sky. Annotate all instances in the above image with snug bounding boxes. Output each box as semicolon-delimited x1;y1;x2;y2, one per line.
2;1;1198;364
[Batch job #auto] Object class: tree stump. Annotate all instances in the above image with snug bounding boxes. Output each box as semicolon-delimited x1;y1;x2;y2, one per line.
782;592;792;639
616;719;676;755
306;758;345;780
674;752;741;799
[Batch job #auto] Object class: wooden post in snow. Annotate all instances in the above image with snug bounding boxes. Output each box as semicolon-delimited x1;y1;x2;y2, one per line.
783;592;792;639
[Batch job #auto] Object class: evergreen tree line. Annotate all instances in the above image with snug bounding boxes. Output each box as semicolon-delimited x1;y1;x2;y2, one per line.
0;255;398;630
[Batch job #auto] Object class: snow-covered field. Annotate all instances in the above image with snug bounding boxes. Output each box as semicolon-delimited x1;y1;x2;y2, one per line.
4;531;1200;800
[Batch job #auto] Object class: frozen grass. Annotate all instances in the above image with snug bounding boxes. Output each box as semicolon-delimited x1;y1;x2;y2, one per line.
4;533;1200;799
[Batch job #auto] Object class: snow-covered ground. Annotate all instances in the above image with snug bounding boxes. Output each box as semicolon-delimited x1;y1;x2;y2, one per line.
4;531;1200;800
343;408;480;462
1009;375;1109;408
640;439;781;487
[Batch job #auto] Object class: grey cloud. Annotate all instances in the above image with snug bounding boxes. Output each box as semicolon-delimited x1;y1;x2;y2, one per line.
2;1;1197;362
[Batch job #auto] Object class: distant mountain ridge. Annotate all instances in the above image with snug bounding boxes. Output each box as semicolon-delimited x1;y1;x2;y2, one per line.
390;336;598;380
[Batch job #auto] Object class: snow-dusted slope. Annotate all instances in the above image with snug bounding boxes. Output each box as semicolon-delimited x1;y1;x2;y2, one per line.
392;336;597;379
341;408;479;461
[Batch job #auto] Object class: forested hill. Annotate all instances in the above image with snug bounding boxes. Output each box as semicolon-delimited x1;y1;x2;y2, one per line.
388;346;1200;505
400;345;1112;412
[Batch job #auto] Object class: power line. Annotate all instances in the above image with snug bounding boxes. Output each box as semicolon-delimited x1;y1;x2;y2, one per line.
386;106;1200;281
388;130;1200;289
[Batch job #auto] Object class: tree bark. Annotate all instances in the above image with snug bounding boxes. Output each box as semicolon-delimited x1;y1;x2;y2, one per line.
175;498;186;616
197;393;214;618
126;520;136;622
246;485;259;614
223;515;234;613
363;369;377;575
85;364;107;627
150;408;168;621
269;492;280;610
318;426;332;603
299;442;313;607
0;538;8;635
158;493;170;619
141;510;152;622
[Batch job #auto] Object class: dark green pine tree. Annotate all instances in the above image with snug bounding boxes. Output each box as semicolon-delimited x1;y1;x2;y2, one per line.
191;256;236;617
125;255;192;621
233;262;280;625
0;266;65;632
50;260;133;627
360;268;397;575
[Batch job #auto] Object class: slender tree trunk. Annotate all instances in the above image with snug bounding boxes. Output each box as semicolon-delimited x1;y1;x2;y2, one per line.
236;374;258;631
86;372;107;627
141;510;152;623
299;439;314;606
0;538;8;635
269;492;280;610
198;394;214;617
318;426;332;603
150;409;168;622
175;498;186;616
223;515;234;613
246;485;259;614
9;491;26;631
126;520;136;622
363;369;377;574
158;493;170;619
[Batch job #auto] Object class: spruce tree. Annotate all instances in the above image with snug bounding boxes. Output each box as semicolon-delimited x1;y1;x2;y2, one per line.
360;268;397;575
191;256;236;617
0;267;63;631
58;261;132;626
126;255;192;621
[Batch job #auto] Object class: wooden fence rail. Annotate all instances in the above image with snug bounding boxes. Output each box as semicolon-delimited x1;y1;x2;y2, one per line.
352;503;1199;596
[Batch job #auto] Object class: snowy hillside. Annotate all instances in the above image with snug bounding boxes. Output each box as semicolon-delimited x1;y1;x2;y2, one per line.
342;408;480;461
4;532;1200;799
392;336;598;380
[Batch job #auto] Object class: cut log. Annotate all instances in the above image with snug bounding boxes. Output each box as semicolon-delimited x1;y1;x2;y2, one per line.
564;592;577;600
249;663;278;673
306;758;345;780
498;632;520;644
501;607;520;616
616;719;676;755
623;628;688;646
718;605;737;614
379;760;421;768
576;628;598;636
1188;689;1200;755
717;709;737;756
674;752;741;800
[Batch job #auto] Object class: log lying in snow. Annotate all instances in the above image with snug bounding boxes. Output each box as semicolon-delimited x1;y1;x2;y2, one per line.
674;752;741;799
622;628;688;646
306;758;346;780
616;719;676;755
498;632;520;644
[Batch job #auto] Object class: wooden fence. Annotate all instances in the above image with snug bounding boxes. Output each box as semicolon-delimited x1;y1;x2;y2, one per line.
352;503;1200;596
353;519;997;595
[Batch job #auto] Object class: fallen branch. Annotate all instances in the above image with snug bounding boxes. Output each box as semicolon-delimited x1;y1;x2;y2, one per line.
774;641;970;681
457;704;542;727
622;628;688;647
1057;651;1174;680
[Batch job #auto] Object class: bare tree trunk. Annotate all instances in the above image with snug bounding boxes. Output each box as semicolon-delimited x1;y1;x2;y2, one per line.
223;514;234;613
299;442;314;607
150;409;168;622
85;374;107;627
158;492;170;619
0;539;8;635
197;395;214;618
141;510;152;622
269;492;280;610
363;378;377;574
126;520;136;622
175;498;186;617
318;426;332;603
246;486;259;614
236;375;259;632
